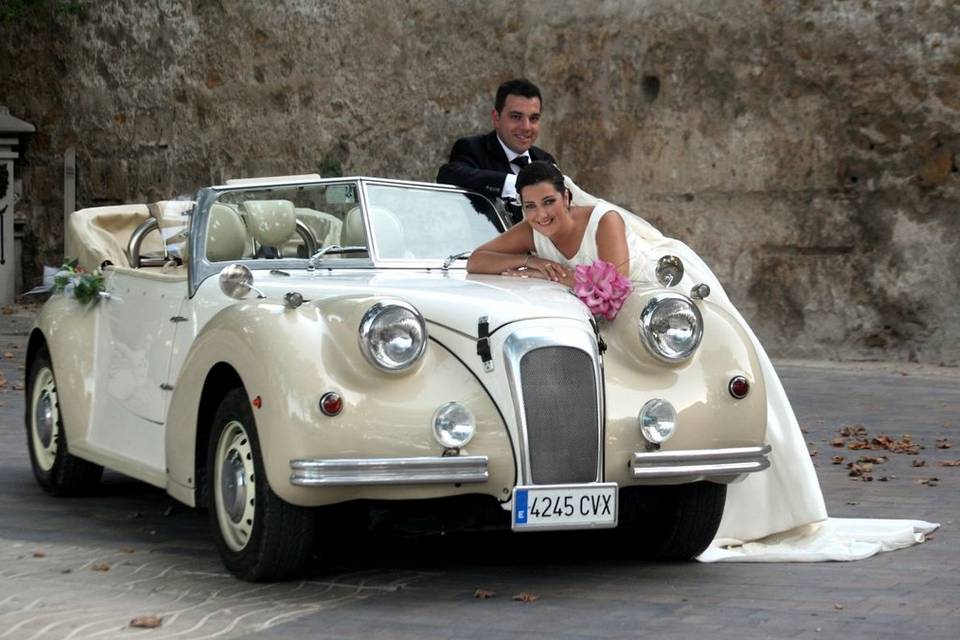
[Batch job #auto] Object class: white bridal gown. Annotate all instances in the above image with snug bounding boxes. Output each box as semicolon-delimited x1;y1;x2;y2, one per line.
538;179;939;562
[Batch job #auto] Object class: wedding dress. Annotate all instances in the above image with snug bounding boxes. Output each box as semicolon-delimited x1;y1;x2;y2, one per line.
532;180;939;562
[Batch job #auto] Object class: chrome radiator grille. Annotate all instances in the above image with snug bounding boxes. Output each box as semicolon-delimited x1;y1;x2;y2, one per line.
519;346;599;484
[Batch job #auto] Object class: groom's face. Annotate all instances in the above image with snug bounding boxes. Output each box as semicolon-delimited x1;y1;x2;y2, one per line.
492;95;541;155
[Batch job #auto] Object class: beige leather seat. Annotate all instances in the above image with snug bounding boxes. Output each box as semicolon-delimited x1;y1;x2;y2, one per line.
206;203;248;262
241;200;297;257
341;205;410;259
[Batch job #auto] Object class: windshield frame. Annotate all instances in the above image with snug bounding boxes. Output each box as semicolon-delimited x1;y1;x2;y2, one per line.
188;176;507;298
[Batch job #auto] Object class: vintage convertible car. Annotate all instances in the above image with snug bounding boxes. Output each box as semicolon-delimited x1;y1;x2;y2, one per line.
26;174;772;581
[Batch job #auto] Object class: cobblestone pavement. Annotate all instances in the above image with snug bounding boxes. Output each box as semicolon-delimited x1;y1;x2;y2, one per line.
0;308;957;639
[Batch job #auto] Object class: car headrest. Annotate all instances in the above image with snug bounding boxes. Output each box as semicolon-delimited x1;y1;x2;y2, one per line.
341;205;407;258
241;199;297;247
207;203;248;262
341;206;368;248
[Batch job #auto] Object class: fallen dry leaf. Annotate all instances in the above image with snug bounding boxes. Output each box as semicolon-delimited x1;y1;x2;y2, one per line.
916;477;940;487
937;460;960;467
831;455;845;465
3;352;12;358
839;425;867;438
857;456;887;464
473;589;497;600
830;437;846;448
90;563;111;572
12;382;23;391
809;448;818;457
33;551;45;558
834;602;844;610
912;459;926;467
120;547;136;554
879;476;889;481
936;438;952;449
847;439;872;450
0;306;13;315
847;461;874;474
513;592;540;603
130;616;163;629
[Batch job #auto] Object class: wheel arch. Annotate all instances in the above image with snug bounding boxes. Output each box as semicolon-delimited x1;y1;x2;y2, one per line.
194;362;245;507
25;328;48;375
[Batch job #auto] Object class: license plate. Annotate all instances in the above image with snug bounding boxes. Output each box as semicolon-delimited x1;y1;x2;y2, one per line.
511;483;618;531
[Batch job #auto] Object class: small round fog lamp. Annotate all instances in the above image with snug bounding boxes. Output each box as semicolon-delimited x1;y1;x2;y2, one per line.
638;398;677;444
432;402;476;449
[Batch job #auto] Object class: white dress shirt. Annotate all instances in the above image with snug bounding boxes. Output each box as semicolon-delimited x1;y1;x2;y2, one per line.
496;135;531;201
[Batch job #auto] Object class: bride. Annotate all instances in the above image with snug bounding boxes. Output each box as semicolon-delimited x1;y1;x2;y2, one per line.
468;161;938;562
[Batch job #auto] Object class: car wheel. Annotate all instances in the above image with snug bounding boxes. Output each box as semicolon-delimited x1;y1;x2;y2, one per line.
25;346;103;495
618;481;726;560
207;388;316;581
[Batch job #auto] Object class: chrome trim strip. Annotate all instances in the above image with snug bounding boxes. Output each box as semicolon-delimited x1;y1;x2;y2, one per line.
503;327;604;485
631;445;772;479
289;455;488;486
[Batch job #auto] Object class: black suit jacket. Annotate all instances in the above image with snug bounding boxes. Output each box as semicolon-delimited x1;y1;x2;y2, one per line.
437;131;557;222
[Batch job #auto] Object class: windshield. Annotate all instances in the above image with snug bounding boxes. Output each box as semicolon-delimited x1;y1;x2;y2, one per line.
363;184;503;261
204;182;363;262
201;180;503;265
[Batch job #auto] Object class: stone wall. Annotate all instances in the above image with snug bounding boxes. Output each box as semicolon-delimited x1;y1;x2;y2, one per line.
1;0;958;364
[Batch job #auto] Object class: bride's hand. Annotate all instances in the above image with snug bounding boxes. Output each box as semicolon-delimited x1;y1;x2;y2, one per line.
502;256;571;285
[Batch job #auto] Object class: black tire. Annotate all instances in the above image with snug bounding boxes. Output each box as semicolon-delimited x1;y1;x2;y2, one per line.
25;346;103;496
207;388;316;581
618;481;726;560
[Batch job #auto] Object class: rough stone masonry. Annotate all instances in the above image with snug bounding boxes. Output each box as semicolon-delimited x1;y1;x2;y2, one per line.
0;0;957;364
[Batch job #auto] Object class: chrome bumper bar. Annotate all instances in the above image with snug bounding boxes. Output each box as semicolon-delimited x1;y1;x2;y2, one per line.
631;445;772;480
290;455;489;486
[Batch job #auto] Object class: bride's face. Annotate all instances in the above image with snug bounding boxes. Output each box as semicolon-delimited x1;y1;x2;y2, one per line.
521;182;568;235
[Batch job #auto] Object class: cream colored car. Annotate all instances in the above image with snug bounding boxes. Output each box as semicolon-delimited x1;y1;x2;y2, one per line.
26;175;770;581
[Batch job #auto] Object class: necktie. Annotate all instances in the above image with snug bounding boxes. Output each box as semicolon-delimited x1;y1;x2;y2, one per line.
511;155;530;169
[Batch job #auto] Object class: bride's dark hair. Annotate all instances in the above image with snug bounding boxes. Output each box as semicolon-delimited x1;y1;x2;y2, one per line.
516;161;567;200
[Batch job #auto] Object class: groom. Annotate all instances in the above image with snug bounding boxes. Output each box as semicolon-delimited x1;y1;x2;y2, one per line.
437;78;558;224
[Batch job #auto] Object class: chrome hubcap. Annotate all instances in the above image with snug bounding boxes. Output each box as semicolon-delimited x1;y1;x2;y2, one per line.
221;448;247;523
214;420;256;552
30;368;59;472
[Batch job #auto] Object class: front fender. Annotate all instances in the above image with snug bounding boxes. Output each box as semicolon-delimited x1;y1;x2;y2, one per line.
28;296;100;448
166;295;515;507
602;295;768;485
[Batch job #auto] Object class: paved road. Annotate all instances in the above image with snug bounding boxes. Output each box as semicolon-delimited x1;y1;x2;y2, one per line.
0;310;957;639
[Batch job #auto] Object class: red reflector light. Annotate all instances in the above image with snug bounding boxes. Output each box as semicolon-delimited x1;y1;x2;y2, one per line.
320;392;343;416
729;376;749;399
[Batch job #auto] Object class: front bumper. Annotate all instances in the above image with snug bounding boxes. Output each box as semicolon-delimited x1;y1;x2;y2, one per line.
631;445;772;480
290;455;489;486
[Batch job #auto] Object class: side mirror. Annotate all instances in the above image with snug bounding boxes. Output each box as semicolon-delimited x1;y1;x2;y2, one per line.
219;264;262;299
655;255;684;287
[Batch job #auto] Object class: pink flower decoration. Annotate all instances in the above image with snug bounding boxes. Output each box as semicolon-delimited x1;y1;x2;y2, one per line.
573;259;632;320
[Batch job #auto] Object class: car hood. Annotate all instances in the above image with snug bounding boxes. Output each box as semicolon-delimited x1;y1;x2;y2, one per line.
255;270;594;336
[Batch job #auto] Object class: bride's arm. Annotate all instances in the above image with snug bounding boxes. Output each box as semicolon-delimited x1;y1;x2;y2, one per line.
466;223;535;274
596;211;631;277
467;223;569;282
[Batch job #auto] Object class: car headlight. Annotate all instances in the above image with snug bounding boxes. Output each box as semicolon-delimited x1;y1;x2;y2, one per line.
358;300;427;372
638;398;677;444
639;293;703;362
432;402;476;448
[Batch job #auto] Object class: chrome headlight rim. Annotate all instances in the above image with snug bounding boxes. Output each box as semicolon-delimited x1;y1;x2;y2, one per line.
431;401;477;449
638;398;677;444
638;292;703;364
358;299;428;373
